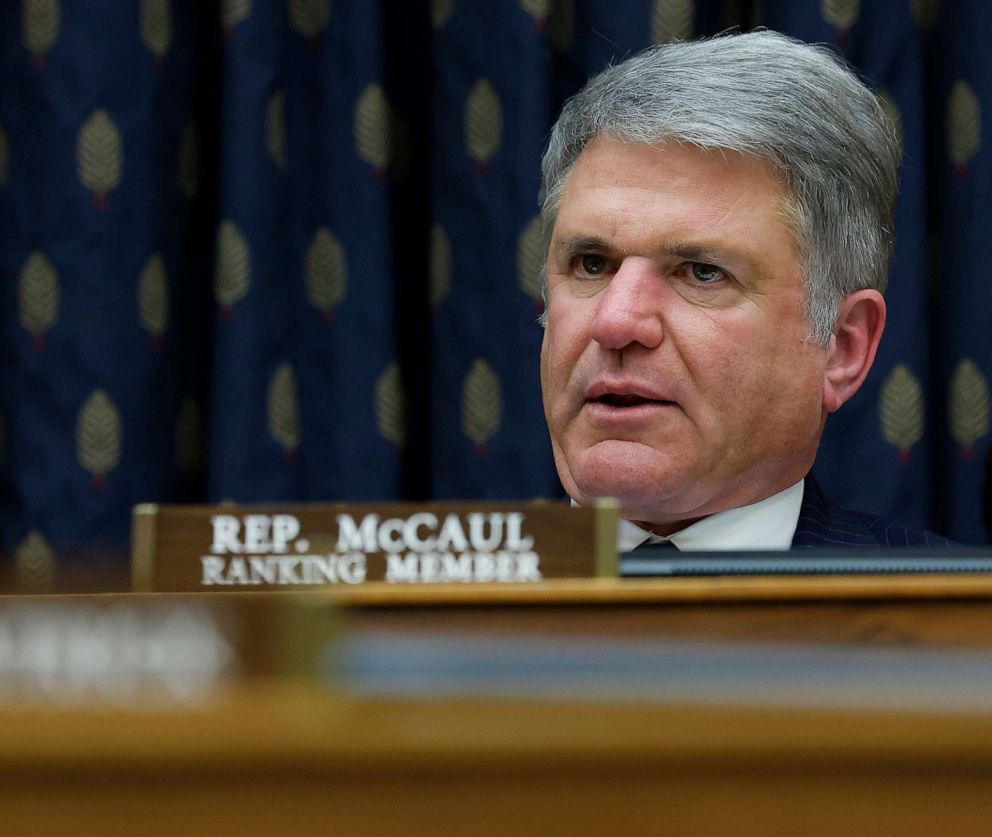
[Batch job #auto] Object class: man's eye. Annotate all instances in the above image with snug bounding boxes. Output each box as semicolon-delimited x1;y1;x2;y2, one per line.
578;254;607;276
690;262;724;283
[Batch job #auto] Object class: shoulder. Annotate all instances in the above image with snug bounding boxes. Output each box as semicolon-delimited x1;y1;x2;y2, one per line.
791;477;956;549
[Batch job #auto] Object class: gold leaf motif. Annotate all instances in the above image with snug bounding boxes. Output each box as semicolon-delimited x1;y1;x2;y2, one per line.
22;0;60;66
267;363;301;453
140;0;172;60
879;364;924;459
430;223;452;306
549;0;574;52
289;0;329;38
354;84;401;175
950;359;990;455
14;531;56;593
375;362;407;448
461;359;503;449
222;0;251;29
651;0;694;44
820;0;860;31
305;227;347;320
138;253;169;342
465;79;503;168
520;0;549;18
0;125;8;189
77;109;123;206
432;0;455;27
877;90;903;150
176;397;203;477
266;91;287;170
517;215;544;302
214;220;251;309
18;251;59;346
178;120;198;197
77;389;122;483
948;80;982;170
910;0;939;30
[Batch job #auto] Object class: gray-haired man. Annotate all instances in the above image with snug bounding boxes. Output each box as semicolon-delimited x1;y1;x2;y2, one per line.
538;30;949;550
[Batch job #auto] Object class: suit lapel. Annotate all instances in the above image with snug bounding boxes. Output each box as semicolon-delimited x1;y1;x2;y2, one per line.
791;476;880;548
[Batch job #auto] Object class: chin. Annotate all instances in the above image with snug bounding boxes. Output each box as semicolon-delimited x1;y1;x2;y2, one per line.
568;441;687;515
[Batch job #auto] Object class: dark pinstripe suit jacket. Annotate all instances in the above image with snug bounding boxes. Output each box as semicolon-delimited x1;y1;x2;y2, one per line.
791;477;953;549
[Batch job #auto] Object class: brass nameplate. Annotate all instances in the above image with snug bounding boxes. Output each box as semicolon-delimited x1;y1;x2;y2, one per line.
131;501;619;592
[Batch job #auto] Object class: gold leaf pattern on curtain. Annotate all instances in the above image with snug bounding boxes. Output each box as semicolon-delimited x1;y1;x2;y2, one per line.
651;0;694;44
549;0;575;52
430;223;452;307
289;0;329;38
178;120;198;197
948;79;982;176
77;110;123;208
354;83;401;178
176;398;203;477
14;532;56;593
820;0;860;32
432;0;455;28
950;359;990;459
18;251;59;349
879;364;924;462
22;0;60;69
517;215;545;312
138;253;169;347
305;227;347;324
267;363;301;458
461;359;503;454
222;0;251;33
465;79;503;173
910;0;940;30
214;220;251;313
266;90;287;170
77;389;123;488
140;0;173;62
375;362;407;448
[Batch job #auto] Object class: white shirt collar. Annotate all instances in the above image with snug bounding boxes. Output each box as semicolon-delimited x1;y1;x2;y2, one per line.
610;480;805;552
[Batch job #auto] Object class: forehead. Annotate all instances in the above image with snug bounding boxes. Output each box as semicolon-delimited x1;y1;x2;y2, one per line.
555;136;797;256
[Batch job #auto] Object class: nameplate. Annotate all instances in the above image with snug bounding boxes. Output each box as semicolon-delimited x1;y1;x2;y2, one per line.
131;501;619;592
0;595;337;706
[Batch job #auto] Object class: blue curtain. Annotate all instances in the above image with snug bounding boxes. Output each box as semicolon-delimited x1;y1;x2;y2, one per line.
1;0;989;576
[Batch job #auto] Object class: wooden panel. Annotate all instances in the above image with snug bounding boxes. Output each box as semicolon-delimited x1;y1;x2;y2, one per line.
4;689;992;836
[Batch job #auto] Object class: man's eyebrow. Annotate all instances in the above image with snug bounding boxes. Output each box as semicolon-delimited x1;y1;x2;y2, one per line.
660;242;739;265
552;234;614;258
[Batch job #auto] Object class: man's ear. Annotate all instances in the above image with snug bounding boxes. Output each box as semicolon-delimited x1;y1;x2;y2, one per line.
822;289;886;414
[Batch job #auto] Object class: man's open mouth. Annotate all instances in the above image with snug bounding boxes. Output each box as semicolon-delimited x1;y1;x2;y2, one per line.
592;393;671;408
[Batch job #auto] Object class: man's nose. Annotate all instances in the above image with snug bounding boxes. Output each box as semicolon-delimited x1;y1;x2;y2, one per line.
590;257;664;351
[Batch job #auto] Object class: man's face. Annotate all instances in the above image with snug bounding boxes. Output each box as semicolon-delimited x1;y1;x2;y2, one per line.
540;136;831;531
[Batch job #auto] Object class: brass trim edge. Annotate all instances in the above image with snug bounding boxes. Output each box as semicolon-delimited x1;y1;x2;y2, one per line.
130;504;159;593
593;498;620;578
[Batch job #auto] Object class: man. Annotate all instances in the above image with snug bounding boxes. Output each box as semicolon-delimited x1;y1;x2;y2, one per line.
538;30;949;550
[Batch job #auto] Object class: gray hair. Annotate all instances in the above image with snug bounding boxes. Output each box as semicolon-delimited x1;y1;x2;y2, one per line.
539;30;902;344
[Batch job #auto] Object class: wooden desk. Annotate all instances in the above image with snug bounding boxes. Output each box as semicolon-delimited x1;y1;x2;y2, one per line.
4;578;992;835
4;686;992;836
324;575;992;649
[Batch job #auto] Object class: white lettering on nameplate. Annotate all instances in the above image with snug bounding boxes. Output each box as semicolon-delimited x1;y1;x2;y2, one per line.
200;512;542;586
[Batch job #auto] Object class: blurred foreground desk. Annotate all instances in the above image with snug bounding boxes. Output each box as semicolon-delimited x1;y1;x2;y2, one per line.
6;577;992;835
334;574;992;649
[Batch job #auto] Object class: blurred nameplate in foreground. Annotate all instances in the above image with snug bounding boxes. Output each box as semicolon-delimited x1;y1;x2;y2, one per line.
132;500;619;592
0;595;336;707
